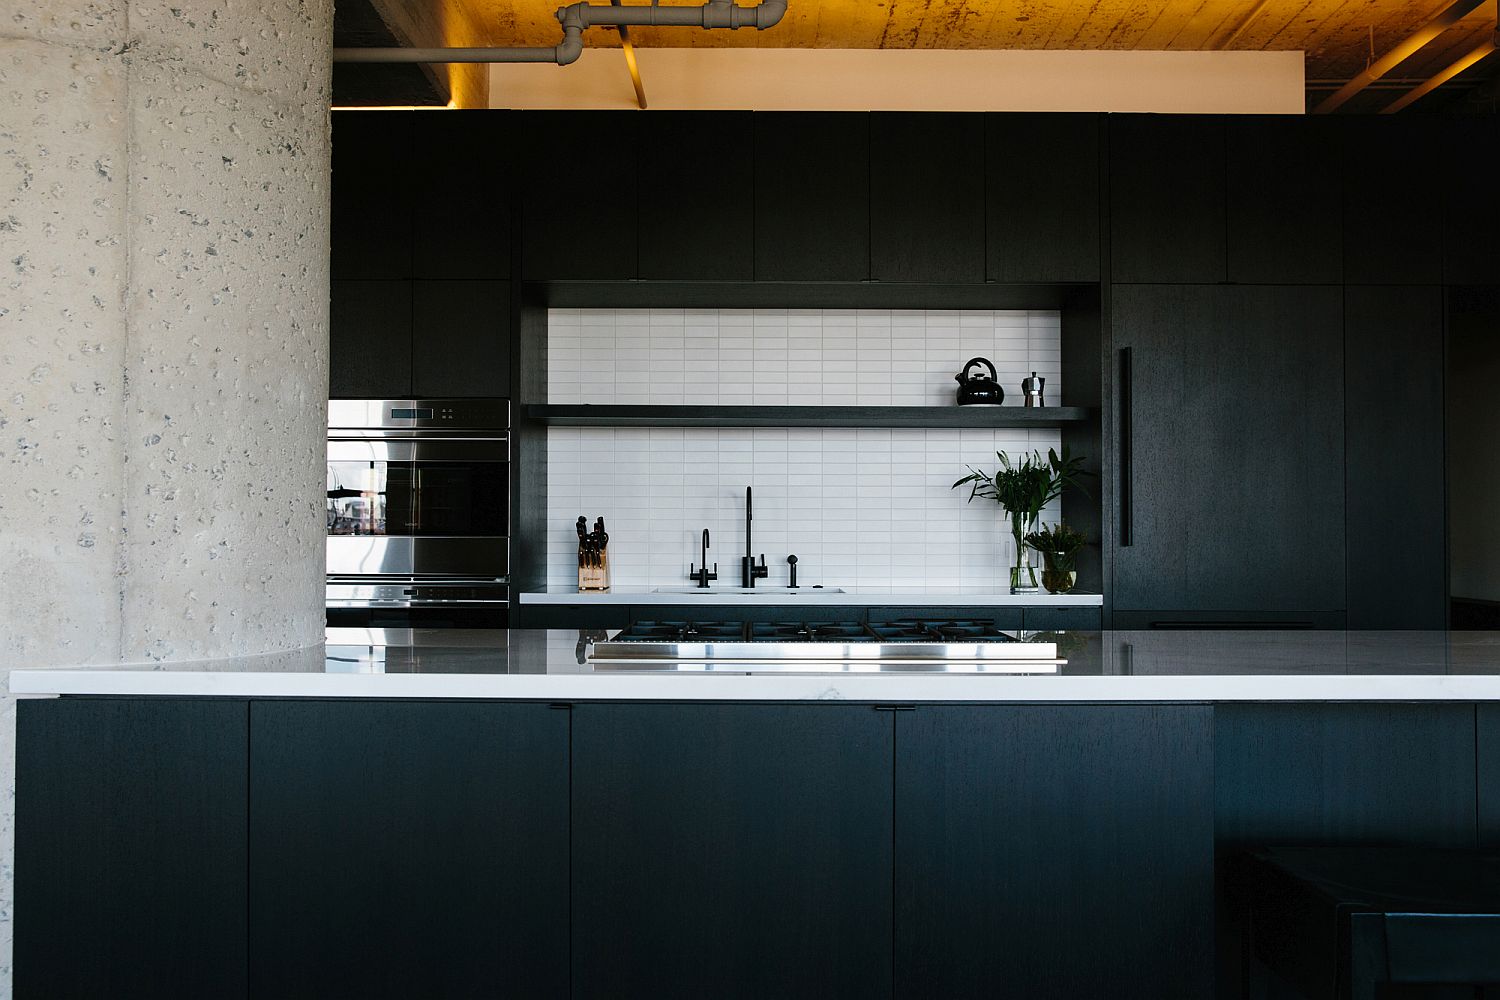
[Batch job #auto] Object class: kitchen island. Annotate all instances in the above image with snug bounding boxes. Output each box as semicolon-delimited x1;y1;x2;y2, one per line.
13;630;1500;1000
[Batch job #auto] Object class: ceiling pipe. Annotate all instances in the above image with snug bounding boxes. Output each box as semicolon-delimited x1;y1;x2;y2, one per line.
1313;0;1488;112
1210;0;1273;50
1381;34;1497;112
333;0;787;66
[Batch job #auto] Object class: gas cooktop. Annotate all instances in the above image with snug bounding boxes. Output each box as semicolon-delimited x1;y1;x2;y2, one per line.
588;619;1063;672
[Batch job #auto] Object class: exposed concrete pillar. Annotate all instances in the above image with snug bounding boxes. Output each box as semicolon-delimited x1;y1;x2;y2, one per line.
1;0;334;669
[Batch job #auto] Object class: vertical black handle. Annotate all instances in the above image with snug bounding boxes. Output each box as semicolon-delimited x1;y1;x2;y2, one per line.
1118;347;1133;548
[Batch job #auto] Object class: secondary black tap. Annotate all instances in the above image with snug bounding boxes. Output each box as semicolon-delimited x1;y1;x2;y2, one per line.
742;486;768;589
690;528;717;588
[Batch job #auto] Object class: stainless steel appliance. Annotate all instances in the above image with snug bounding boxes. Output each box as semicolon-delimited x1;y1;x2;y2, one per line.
326;399;510;624
588;619;1063;672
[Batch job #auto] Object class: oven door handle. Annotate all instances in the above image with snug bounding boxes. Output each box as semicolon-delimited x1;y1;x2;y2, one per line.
327;439;510;462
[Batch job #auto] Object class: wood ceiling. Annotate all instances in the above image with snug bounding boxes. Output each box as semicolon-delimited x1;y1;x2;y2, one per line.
463;0;1499;110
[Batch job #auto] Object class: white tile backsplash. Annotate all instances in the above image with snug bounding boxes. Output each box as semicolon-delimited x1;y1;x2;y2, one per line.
545;308;1065;592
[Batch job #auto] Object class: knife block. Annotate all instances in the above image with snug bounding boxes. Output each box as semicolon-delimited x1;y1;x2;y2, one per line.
578;544;610;592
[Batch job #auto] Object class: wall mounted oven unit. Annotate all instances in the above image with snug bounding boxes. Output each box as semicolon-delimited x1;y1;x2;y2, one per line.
326;399;509;625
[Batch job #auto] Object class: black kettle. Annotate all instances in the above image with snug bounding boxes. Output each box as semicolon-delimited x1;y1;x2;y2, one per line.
955;357;1004;406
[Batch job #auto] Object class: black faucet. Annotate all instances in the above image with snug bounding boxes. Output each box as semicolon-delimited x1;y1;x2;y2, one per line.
742;486;768;588
689;528;717;588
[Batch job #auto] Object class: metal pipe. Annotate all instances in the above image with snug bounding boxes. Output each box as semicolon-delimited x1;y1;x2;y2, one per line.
1211;0;1273;50
1314;0;1488;113
332;0;785;66
1381;35;1497;113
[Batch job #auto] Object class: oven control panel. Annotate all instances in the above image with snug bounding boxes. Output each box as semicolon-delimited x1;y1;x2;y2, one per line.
329;398;508;432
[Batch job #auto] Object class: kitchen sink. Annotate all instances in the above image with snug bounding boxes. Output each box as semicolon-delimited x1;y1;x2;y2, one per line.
650;586;847;595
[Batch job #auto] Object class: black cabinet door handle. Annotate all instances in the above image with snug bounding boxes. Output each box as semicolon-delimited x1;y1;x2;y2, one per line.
1119;346;1133;547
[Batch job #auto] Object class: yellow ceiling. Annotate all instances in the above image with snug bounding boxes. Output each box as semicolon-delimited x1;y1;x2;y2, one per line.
469;0;1497;89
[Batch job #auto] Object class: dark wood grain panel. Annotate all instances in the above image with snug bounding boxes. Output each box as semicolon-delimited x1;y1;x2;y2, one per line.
527;403;1090;427
754;112;870;281
1226;115;1342;285
331;111;413;279
571;703;893;999
1110;115;1226;283
639;112;753;280
896;705;1214;999
411;110;511;279
986;113;1101;283
1345;285;1446;628
249;700;569;1000
329;278;412;398
1443;116;1500;286
1343;116;1444;286
1483;705;1500;849
411;279;511;397
871;112;985;283
15;698;249;999
519;111;638;280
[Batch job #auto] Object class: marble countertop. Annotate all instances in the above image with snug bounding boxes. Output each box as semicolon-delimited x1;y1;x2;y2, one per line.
10;629;1500;702
518;588;1103;606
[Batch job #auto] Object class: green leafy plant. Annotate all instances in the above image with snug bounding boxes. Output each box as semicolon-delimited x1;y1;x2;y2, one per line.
1025;522;1087;563
952;448;1091;588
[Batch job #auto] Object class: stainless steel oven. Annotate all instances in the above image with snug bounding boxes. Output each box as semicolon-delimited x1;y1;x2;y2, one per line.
326;399;509;624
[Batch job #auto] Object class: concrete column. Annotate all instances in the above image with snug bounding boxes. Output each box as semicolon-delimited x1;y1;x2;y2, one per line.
2;0;333;669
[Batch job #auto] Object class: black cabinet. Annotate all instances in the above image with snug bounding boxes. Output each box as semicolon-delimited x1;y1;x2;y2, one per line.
1112;285;1345;614
331;112;413;279
1022;604;1102;631
1482;705;1500;849
1343;116;1444;285
639;112;753;280
871;112;985;283
896;705;1214;999
520;111;638;280
1226;115;1342;284
329;279;412;398
15;698;249;999
1345;285;1445;628
1109;115;1226;283
411;111;511;279
986;113;1101;283
754;112;870;281
249;700;569;1000
571;703;893;998
1443;116;1500;286
411;280;512;397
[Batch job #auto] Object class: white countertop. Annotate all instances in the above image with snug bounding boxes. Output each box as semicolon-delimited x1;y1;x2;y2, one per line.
519;588;1103;607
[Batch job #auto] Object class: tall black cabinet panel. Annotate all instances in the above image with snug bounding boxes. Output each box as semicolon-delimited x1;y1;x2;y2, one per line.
571;703;893;999
985;113;1101;283
411;111;511;279
1345;285;1445;628
1443;116;1500;286
1112;285;1345;614
1109;115;1226;283
895;705;1214;999
638;112;753;280
754;112;871;281
411;280;512;397
1343;116;1444;285
870;112;985;282
331;112;413;279
1226;115;1342;284
249;700;569;1000
15;698;249;1000
519;111;638;280
1482;705;1500;849
329;279;412;398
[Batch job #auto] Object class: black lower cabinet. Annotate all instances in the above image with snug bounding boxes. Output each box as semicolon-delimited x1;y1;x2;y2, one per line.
248;700;569;1000
15;698;250;1000
895;705;1214;999
570;703;894;999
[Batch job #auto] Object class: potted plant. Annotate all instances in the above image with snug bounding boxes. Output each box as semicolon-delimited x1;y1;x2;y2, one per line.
1025;522;1086;595
952;447;1089;594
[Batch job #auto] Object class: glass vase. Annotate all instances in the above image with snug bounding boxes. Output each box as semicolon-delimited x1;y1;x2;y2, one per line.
1040;553;1077;595
1009;515;1039;595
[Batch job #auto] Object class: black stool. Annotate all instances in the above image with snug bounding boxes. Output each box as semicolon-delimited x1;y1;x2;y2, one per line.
1234;846;1500;999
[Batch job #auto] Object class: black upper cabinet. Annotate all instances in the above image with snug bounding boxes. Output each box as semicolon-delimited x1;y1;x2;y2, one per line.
250;700;569;1000
1112;284;1345;614
986;113;1101;283
412;280;512;397
1443;116;1500;286
1345;286;1445;628
754;112;871;281
411;111;511;279
1343;116;1444;285
1226;115;1342;284
871;112;985;283
331;112;413;280
639;112;753;280
1110;115;1227;284
329;279;412;398
896;705;1214;1000
16;698;249;1000
519;111;638;280
571;703;893;999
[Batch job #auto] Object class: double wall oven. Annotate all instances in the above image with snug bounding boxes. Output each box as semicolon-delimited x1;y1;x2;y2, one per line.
326;399;510;627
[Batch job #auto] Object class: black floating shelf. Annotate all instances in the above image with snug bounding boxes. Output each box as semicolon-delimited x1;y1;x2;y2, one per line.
528;405;1093;429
